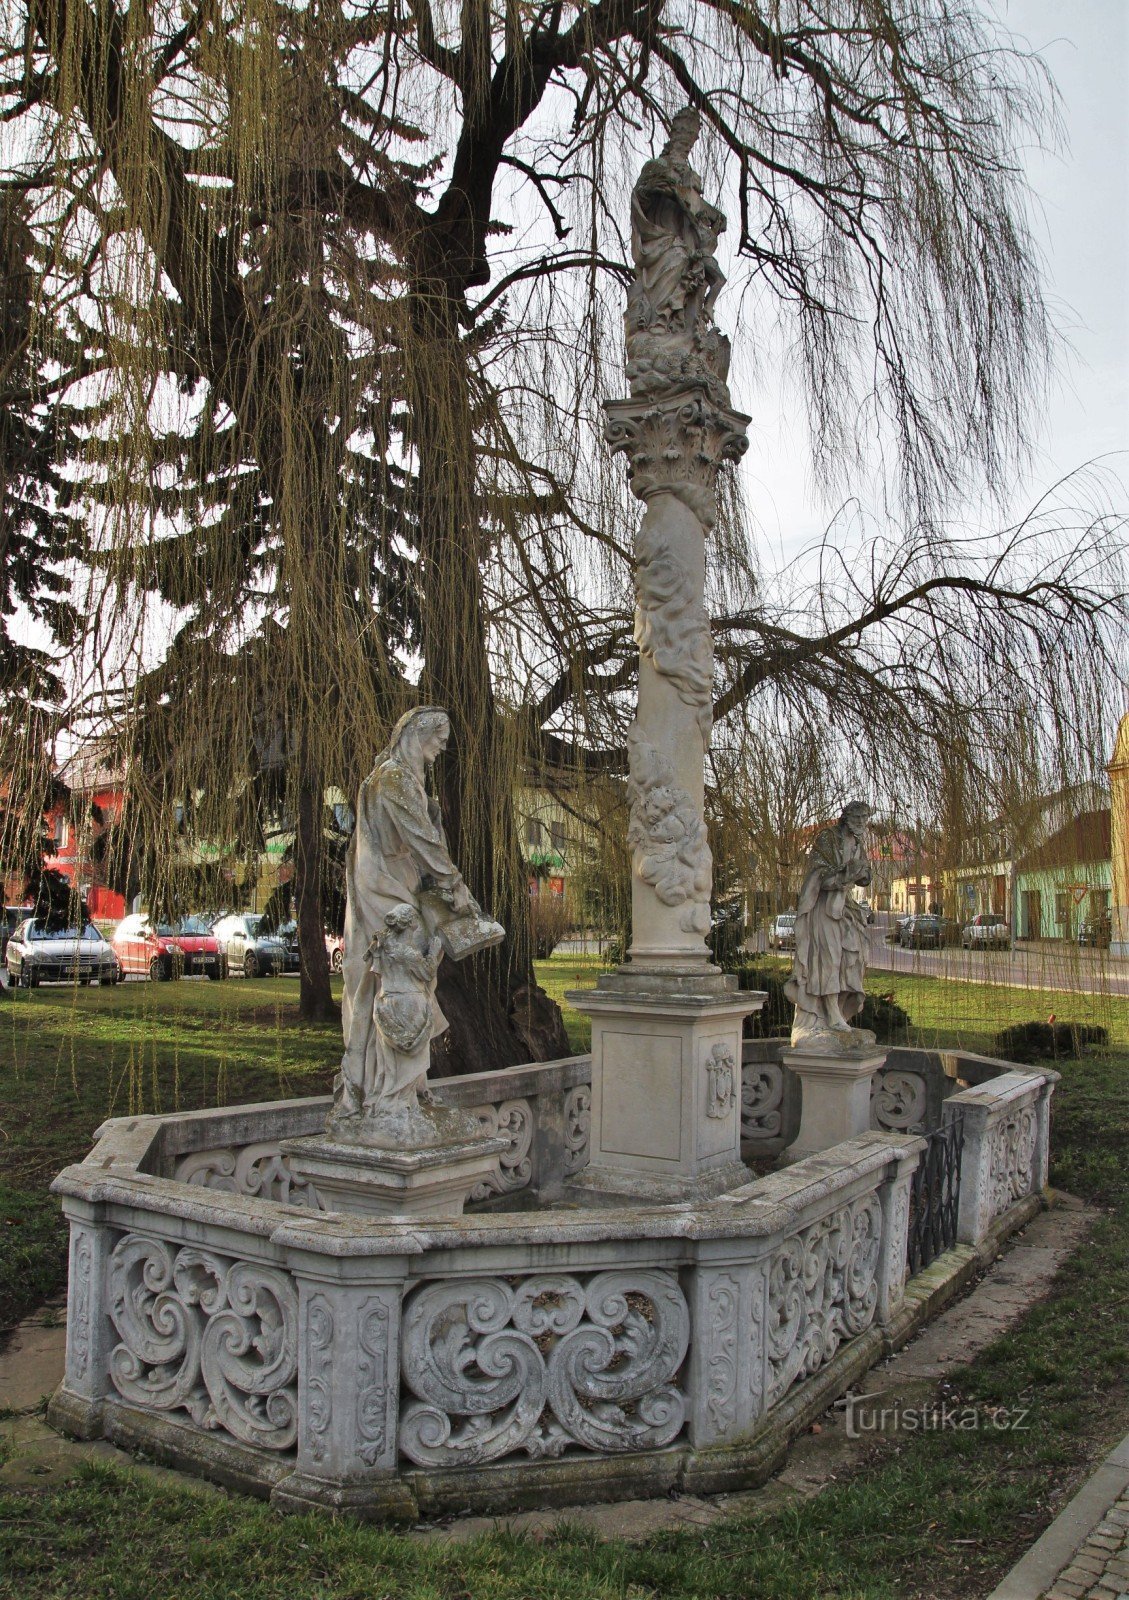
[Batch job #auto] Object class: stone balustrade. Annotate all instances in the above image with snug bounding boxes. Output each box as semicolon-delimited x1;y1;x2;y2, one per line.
942;1068;1058;1246
50;1095;923;1515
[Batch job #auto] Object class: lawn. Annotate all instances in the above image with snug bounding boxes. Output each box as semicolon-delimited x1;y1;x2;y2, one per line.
1;962;1127;1598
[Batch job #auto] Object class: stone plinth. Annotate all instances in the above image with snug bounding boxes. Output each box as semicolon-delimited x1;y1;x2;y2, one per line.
566;969;764;1200
785;1043;887;1159
282;1108;507;1218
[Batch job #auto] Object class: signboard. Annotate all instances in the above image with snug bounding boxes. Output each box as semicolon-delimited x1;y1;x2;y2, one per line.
1070;884;1090;907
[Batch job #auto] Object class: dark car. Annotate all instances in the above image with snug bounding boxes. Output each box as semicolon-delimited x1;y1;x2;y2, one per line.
6;919;122;986
900;914;942;949
275;920;302;974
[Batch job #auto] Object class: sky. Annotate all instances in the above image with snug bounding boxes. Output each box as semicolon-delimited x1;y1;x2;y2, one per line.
738;0;1129;570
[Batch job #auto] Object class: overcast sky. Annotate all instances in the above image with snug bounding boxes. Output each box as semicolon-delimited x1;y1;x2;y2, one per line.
740;0;1129;568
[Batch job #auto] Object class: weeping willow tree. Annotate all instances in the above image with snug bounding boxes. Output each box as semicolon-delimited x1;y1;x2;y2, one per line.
2;1;1125;1061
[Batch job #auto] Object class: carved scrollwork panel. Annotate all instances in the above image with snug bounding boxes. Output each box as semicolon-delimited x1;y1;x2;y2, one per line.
175;1143;324;1211
871;1070;928;1135
356;1297;391;1466
986;1104;1038;1224
398;1270;689;1466
741;1061;784;1141
563;1084;592;1175
106;1233;298;1451
468;1098;534;1203
764;1194;883;1411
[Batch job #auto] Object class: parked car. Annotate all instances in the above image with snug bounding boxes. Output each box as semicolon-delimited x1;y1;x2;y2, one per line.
961;914;1011;950
112;913;187;980
899;914;942;949
1077;914;1112;950
325;931;345;973
1;906;30;965
160;914;228;978
274;920;302;974
6;918;122;987
768;912;797;952
209;913;286;977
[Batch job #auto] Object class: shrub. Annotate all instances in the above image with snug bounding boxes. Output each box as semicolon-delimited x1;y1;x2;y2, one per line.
528;891;572;960
733;967;912;1043
993;1020;1109;1064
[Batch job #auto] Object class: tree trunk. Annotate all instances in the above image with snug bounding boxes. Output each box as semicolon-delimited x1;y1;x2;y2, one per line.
408;284;570;1073
294;769;334;1022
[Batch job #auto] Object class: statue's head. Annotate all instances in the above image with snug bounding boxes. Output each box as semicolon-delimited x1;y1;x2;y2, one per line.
383;706;450;767
384;903;422;936
665;107;701;158
840;801;872;834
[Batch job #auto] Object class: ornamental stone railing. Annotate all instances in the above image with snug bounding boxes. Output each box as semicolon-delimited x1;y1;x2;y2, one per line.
50;1098;924;1515
942;1068;1057;1246
151;1056;593;1215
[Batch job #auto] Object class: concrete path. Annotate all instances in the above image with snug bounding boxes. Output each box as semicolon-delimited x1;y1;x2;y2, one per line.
0;1197;1100;1546
987;1431;1129;1600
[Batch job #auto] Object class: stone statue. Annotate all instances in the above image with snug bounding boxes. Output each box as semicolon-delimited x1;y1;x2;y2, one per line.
785;803;874;1049
625;107;732;407
333;706;504;1133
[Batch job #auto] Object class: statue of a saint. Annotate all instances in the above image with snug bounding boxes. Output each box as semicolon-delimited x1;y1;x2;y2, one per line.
625;107;731;404
785;803;874;1049
333;706;504;1130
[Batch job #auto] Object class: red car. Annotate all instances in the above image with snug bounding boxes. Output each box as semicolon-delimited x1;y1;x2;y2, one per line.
161;914;229;979
112;913;185;981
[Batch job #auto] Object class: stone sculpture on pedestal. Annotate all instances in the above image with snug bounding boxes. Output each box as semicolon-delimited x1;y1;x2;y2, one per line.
331;705;504;1143
782;802;887;1159
284;706;507;1214
785;801;875;1050
569;110;763;1199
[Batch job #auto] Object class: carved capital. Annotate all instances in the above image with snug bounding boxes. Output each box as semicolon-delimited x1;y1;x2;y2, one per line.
604;386;750;527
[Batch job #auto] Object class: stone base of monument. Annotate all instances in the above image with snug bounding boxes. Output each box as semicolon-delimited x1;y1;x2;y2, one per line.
784;1037;888;1160
281;1105;507;1217
566;967;765;1201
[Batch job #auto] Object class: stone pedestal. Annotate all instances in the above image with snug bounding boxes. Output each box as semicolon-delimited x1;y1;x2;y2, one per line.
785;1044;887;1159
566;969;764;1200
282;1108;506;1218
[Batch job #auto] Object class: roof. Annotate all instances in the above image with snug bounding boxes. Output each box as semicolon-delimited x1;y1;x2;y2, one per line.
1016;808;1111;872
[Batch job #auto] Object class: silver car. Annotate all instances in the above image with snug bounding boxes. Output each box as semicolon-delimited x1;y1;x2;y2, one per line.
209;913;287;978
5;919;122;987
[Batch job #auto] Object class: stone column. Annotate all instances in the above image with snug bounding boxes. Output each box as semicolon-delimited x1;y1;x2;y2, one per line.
46;1202;120;1441
271;1241;416;1520
568;111;761;1198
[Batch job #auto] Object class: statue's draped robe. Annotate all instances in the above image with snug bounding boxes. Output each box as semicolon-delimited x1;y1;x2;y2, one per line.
338;758;467;1109
785;825;870;1037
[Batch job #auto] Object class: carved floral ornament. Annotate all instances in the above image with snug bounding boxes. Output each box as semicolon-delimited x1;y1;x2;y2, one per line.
106;1234;298;1452
398;1270;690;1466
604;391;749;528
985;1103;1038;1223
706;1042;737;1119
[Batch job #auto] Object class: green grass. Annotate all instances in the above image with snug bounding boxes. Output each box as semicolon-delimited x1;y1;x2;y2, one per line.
1;965;1128;1598
0;976;338;1332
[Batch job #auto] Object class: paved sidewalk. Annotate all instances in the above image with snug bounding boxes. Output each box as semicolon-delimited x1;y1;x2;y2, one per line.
987;1431;1129;1600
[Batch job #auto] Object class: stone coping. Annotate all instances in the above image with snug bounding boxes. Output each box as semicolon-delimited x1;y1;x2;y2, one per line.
54;1101;921;1254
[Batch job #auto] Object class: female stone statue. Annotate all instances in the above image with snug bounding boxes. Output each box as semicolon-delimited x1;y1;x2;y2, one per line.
625;107;731;403
785;803;874;1048
332;706;503;1128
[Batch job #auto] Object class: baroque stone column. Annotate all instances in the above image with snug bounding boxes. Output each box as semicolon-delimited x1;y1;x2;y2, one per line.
569;110;761;1199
